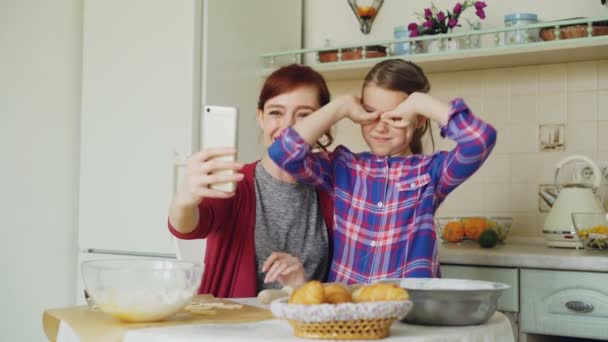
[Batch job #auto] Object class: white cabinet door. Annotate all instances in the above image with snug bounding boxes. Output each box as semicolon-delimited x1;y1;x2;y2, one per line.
79;0;200;254
79;0;302;255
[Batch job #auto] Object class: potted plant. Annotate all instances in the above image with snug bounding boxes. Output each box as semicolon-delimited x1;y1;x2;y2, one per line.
408;1;487;53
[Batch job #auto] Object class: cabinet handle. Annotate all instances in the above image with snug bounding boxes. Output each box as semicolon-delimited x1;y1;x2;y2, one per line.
565;301;594;313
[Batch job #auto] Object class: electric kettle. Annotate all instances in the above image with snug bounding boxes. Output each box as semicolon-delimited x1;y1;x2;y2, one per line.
539;155;605;248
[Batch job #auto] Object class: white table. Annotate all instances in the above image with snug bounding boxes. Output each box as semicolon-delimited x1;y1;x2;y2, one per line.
56;298;515;342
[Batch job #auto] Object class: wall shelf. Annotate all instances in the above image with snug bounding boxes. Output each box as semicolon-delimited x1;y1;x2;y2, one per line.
261;17;608;81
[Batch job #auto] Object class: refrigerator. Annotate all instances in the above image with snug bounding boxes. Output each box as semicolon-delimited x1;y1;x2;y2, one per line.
76;0;302;304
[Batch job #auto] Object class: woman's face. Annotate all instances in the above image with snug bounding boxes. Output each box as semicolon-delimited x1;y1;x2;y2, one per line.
257;86;320;148
360;84;418;157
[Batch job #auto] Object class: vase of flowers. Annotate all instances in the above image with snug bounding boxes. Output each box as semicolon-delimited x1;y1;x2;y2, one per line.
408;1;487;52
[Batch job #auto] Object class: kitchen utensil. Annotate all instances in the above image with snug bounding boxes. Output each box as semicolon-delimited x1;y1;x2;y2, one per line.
257;288;291;305
381;278;509;326
572;212;608;250
539;155;605;248
81;259;203;322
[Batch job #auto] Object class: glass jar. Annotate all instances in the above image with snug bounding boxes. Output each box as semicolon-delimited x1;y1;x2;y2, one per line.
504;13;540;45
393;25;412;55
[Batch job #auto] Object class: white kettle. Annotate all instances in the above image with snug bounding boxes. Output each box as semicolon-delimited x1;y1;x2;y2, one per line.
540;155;605;248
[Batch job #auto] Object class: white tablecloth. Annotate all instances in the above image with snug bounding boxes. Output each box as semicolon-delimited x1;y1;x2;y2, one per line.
57;298;515;342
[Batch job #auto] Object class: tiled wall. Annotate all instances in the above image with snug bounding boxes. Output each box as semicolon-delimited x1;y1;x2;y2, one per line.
328;59;608;238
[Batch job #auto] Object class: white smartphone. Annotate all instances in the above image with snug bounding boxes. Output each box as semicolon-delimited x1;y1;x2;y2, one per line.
201;105;239;192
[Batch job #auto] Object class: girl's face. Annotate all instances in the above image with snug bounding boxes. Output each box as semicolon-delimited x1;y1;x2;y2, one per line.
256;86;320;148
360;85;418;157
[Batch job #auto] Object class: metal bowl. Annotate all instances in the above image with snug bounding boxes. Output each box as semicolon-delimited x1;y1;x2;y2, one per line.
381;278;509;326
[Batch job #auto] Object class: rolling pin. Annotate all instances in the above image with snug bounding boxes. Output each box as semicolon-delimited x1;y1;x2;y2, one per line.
257;286;294;304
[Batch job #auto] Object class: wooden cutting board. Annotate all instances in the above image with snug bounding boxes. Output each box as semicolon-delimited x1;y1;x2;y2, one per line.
42;295;274;342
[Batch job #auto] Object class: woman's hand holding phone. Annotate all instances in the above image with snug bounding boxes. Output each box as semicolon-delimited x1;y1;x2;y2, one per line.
175;147;244;206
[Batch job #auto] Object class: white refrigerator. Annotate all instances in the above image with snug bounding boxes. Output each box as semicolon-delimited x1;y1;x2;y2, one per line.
76;0;302;304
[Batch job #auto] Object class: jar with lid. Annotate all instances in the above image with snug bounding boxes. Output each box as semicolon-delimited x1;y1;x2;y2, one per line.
392;25;413;55
504;13;540;45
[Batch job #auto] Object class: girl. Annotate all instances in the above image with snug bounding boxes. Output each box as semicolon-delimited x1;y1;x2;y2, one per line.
169;64;334;297
269;59;496;284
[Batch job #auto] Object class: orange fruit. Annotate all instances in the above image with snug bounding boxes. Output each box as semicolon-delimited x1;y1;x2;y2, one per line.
443;221;465;243
463;218;489;241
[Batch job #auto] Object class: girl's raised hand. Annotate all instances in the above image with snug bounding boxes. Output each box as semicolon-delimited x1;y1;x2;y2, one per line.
337;95;381;125
380;93;422;128
381;92;451;128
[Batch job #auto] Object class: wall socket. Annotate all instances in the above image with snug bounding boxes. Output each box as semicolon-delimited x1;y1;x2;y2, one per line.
574;161;608;184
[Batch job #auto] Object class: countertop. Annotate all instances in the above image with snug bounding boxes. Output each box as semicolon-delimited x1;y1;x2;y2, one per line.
438;238;608;272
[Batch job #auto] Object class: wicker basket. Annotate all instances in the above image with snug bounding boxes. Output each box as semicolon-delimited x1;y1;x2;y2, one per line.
270;297;412;340
288;318;395;340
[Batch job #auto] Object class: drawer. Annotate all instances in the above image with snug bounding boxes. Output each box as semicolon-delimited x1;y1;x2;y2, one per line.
521;269;608;340
441;265;518;312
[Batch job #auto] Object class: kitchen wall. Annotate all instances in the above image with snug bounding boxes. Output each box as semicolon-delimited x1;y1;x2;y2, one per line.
304;0;608;48
328;61;608;238
304;1;608;238
0;0;81;340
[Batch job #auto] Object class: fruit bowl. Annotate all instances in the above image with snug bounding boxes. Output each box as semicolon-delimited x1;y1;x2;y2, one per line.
572;212;608;250
81;259;203;322
436;217;512;244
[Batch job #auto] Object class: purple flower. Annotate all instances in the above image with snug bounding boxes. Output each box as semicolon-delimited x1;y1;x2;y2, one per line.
474;1;487;10
437;11;446;22
424;8;433;19
410;1;487;36
453;3;462;15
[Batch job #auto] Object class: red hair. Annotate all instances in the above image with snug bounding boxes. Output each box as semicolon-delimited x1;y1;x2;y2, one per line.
257;64;333;150
258;64;330;110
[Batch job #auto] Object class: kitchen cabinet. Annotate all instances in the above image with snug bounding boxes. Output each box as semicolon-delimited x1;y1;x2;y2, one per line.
78;0;302;301
521;269;608;340
442;261;608;341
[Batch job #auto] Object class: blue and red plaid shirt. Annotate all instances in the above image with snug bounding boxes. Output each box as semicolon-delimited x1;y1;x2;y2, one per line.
268;98;496;284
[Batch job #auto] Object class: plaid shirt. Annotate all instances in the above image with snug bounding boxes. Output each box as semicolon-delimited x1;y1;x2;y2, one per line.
268;98;496;284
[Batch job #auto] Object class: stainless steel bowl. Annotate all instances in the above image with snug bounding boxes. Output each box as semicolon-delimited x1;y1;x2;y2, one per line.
381;278;509;326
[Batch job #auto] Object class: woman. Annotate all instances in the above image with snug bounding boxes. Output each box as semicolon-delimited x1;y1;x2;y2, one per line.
168;64;334;298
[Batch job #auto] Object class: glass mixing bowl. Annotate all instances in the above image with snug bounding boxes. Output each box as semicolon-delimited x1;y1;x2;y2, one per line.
436;216;512;243
81;259;203;322
572;212;608;250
